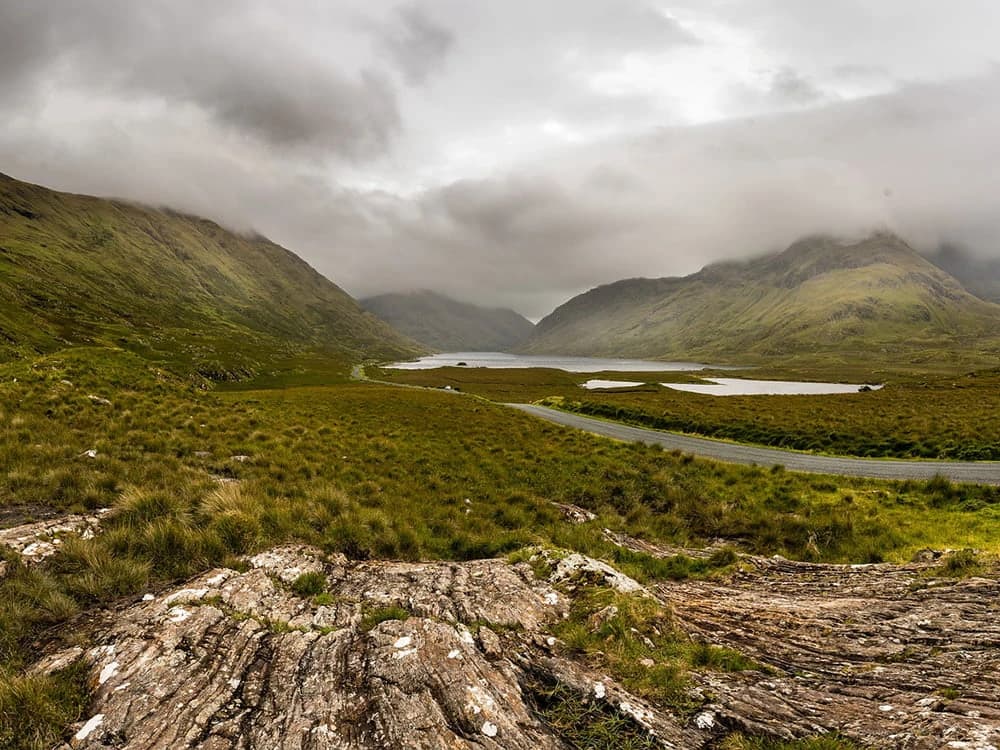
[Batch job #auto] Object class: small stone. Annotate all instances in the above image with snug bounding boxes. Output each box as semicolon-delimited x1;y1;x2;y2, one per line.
87;394;112;406
639;658;656;668
74;714;104;741
694;710;715;729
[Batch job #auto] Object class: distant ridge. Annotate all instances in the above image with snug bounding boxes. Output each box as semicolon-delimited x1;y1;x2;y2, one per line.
523;233;1000;362
362;290;535;351
0;172;421;377
924;244;1000;304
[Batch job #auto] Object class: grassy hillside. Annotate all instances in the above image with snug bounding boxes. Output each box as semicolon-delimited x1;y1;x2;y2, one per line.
524;233;1000;363
924;244;1000;304
362;290;535;351
5;347;1000;747
0;173;420;378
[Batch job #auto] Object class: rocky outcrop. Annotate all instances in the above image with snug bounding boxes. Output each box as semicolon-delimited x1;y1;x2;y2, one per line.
41;546;707;749
659;554;1000;748
19;539;1000;749
0;509;109;570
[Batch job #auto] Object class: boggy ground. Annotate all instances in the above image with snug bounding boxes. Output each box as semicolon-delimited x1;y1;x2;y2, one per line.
3;348;1000;748
375;365;1000;460
16;536;998;750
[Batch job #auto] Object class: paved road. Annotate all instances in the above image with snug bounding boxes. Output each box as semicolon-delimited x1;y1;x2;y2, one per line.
508;404;1000;485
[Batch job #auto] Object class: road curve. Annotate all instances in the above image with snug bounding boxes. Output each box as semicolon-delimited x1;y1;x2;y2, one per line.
508;404;1000;485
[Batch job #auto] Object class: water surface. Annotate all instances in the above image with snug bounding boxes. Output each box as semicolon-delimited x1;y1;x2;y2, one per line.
581;379;646;389
662;378;883;396
387;352;717;373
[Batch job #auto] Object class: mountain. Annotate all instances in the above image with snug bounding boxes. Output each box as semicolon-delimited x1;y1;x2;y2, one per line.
361;290;535;351
0;172;420;377
524;233;1000;361
924;244;1000;304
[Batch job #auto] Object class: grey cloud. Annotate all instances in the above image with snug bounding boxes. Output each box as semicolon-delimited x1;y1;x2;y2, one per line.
4;71;1000;319
380;3;455;85
563;1;700;54
340;72;1000;316
832;64;890;80
769;68;826;105
3;2;1000;319
0;1;402;158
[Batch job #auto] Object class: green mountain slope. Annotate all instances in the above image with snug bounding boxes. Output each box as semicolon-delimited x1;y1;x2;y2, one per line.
362;290;535;351
524;233;1000;363
0;173;420;377
924;244;1000;304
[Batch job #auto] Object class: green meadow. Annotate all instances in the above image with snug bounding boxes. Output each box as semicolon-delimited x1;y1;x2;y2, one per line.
3;348;1000;747
378;364;1000;459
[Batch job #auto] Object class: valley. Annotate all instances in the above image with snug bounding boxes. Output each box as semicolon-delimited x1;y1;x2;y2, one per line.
5;4;1000;748
1;174;999;749
375;363;1000;460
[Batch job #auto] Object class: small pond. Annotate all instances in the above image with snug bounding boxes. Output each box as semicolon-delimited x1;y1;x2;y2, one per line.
662;378;883;396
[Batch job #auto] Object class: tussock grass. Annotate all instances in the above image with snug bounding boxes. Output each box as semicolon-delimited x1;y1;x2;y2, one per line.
2;347;999;744
384;364;1000;460
359;605;412;633
290;571;327;598
0;660;90;750
931;548;984;578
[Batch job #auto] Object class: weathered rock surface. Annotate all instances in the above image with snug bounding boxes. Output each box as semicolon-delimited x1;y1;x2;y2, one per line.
657;554;1000;749
43;546;706;749
25;541;1000;749
0;509;109;568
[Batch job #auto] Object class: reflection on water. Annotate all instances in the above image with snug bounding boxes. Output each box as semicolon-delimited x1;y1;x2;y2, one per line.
662;378;883;396
581;379;646;389
387;351;719;373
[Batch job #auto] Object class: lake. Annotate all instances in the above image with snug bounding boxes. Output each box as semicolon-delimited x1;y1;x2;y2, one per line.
386;352;718;373
581;379;646;389
663;378;883;396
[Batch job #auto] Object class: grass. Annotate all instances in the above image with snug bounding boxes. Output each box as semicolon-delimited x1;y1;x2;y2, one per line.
290;571;327;598
549;587;764;712
720;734;864;750
0;660;90;750
0;172;418;377
526;680;661;750
359;605;412;633
381;364;1000;460
2;346;1000;746
930;548;984;578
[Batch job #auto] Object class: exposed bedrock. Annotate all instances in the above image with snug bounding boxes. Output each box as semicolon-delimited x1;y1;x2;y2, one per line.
21;542;999;749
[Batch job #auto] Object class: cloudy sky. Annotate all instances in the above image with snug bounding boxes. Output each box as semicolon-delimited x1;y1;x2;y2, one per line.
2;1;999;317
